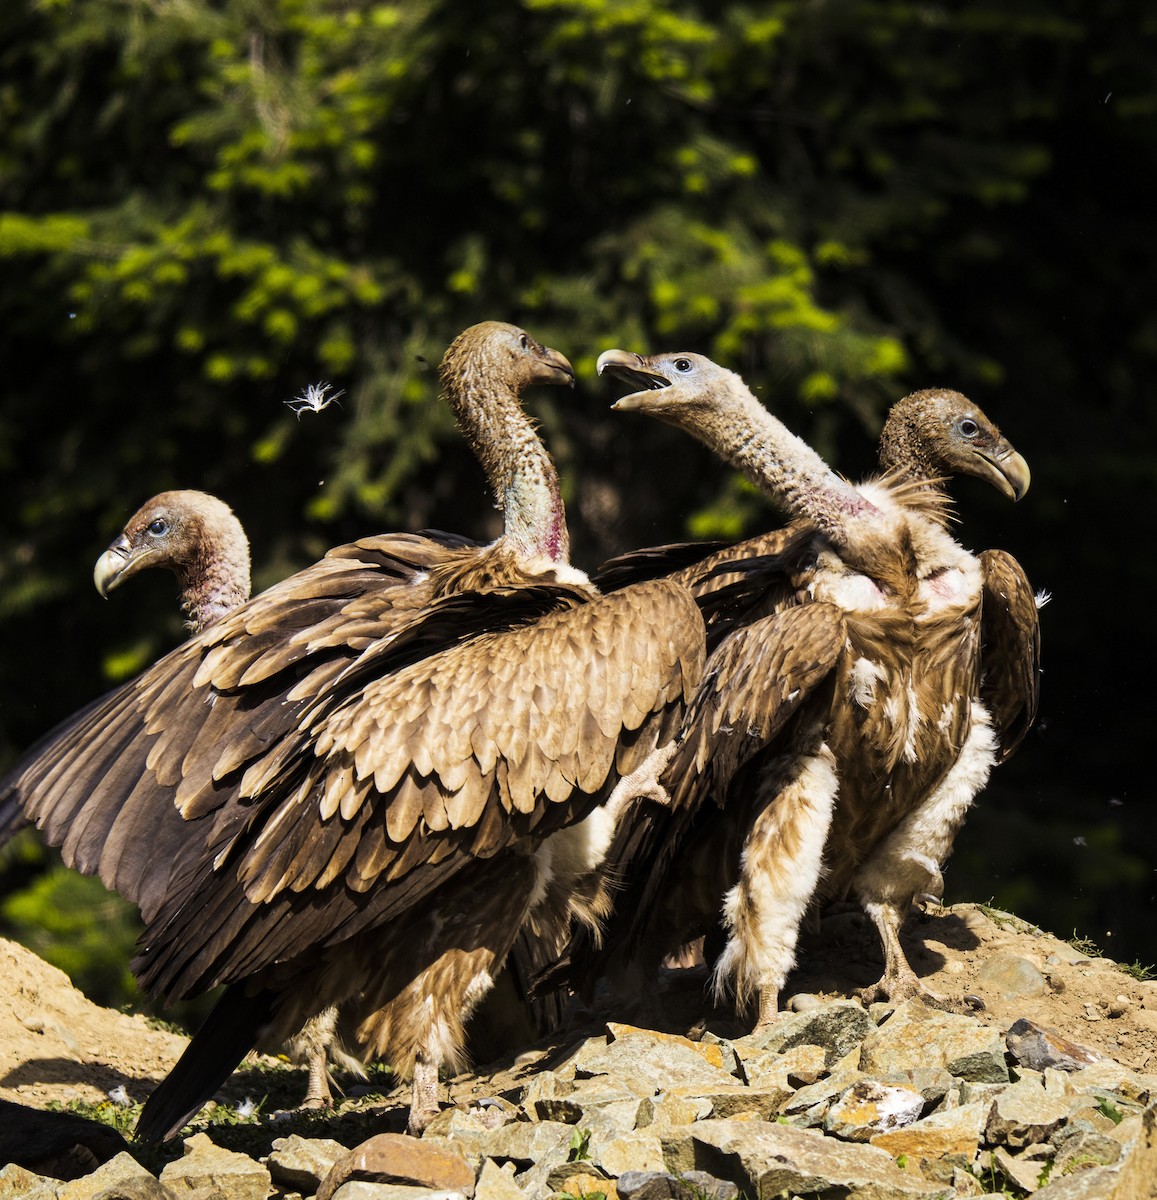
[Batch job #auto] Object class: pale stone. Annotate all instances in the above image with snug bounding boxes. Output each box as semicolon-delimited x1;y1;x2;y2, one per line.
740;1043;828;1091
0;1163;58;1200
992;1145;1050;1193
159;1133;271;1200
858;1000;1008;1083
474;1160;522;1200
592;1130;668;1177
660;1084;790;1121
977;953;1048;1000
268;1135;350;1191
572;1031;739;1096
1032;1164;1125;1198
732;1000;873;1068
636;1094;713;1128
659;1117;946;1199
985;1077;1073;1148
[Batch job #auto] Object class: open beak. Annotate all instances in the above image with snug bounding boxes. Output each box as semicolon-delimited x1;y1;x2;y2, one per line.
596;349;672;410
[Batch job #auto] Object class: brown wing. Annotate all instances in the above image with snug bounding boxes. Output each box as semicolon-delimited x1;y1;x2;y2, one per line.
131;577;705;999
978;548;1041;762
0;531;492;921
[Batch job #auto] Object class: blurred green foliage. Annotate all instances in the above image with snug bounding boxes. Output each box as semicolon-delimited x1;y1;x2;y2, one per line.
1;0;1155;1010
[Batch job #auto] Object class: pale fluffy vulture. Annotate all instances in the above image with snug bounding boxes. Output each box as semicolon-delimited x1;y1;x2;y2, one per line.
0;322;705;1138
557;352;1039;1028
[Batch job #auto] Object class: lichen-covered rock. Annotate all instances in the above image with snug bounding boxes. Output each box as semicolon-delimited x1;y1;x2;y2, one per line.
659;1117;946;1199
316;1133;476;1200
858;1000;1009;1084
1005;1018;1103;1073
823;1080;925;1142
870;1099;987;1167
984;1077;1074;1148
571;1031;739;1096
732;1001;874;1069
267;1134;350;1192
0;1162;58;1200
158;1133;270;1200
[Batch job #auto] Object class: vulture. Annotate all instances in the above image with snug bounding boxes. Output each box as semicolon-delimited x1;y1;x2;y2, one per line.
0;322;705;1137
93;489;370;1108
552;351;1039;1029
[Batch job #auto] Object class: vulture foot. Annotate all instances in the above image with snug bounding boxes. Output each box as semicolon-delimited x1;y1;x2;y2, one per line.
857;969;949;1011
751;984;787;1033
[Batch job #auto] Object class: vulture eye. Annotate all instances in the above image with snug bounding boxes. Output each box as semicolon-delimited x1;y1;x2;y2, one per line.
958;418;980;438
672;358;693;373
519;334;529;351
147;518;169;536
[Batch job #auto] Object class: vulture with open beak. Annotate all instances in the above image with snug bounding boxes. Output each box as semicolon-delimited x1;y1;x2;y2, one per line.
0;323;705;1137
559;351;1039;1028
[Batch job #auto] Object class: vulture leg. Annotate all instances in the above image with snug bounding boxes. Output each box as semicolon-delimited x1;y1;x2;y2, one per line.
852;704;996;1006
408;1053;442;1136
713;746;838;1031
291;1008;339;1109
603;742;679;816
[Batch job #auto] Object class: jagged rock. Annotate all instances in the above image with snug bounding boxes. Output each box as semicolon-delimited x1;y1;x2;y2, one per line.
1051;1124;1123;1174
781;1065;866;1123
991;1145;1051;1193
158;1133;270;1200
1033;1164;1126;1198
424;1116;574;1171
590;1130;668;1177
873;1066;956;1107
635;1094;712;1128
732;1000;873;1069
316;1133;476;1200
474;1160;522;1200
822;1080;925;1142
329;1186;467;1200
858;1000;1009;1083
657;1084;789;1122
1068;1058;1156;1104
605;1027;738;1078
521;1070;576;1121
615;1168;737;1200
984;1077;1073;1148
545;1162;615;1197
738;1042;827;1092
267;1135;350;1191
977;953;1048;1000
659;1117;945;1199
59;1152;175;1199
0;1099;131;1181
0;1162;59;1200
1006;1018;1103;1072
571;1031;739;1096
870;1100;988;1169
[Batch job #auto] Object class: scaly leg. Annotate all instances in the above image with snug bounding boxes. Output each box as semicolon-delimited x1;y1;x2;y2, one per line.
853;705;995;1006
408;1052;441;1135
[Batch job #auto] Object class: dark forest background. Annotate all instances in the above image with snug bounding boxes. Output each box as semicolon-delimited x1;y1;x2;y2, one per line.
1;0;1154;1016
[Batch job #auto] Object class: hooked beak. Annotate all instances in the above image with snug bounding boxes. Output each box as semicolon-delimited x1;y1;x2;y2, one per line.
94;534;152;597
533;346;576;388
975;443;1031;502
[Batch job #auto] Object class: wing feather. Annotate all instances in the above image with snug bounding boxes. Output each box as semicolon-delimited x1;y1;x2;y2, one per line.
978;549;1041;761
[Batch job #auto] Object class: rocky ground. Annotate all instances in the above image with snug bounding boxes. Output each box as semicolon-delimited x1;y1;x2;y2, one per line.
2;902;1157;1199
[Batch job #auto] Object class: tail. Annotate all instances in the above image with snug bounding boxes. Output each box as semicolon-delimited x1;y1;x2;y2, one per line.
135;984;277;1143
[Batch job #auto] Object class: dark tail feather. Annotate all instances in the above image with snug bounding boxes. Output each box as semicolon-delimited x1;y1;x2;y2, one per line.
135;984;277;1143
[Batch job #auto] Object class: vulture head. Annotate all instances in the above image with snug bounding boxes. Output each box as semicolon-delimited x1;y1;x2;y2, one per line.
597;349;743;432
94;490;250;629
440;321;575;399
879;388;1030;502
